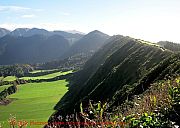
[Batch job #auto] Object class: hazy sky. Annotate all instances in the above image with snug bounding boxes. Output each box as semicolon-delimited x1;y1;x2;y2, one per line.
0;0;180;43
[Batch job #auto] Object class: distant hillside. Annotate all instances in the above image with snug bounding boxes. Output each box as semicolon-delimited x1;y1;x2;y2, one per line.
8;28;84;45
53;31;83;45
62;30;110;58
0;28;10;38
66;30;85;35
0;35;70;65
9;28;30;37
158;41;180;52
0;29;110;65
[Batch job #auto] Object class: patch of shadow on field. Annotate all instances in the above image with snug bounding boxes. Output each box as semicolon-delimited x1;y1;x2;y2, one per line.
0;98;17;106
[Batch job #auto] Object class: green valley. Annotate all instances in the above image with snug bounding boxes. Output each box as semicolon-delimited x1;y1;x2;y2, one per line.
0;70;71;128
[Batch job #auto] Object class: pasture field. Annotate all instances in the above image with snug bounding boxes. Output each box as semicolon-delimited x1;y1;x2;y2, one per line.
0;70;72;128
0;80;68;127
3;76;16;82
29;69;58;74
20;70;72;80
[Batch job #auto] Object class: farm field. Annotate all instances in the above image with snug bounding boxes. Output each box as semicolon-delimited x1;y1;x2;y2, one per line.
20;70;72;80
29;69;58;74
0;70;71;128
3;76;16;82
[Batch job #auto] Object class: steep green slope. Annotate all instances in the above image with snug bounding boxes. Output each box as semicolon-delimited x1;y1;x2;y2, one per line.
110;53;180;108
54;36;172;113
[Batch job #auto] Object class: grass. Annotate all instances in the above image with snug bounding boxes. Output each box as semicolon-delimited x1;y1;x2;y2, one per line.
0;80;69;128
0;84;12;92
30;69;58;74
3;76;16;82
20;70;73;80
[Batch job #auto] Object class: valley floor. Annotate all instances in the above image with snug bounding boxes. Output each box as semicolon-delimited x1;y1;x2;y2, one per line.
0;70;71;128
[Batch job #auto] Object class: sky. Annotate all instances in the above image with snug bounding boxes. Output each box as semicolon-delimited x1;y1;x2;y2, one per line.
0;0;180;43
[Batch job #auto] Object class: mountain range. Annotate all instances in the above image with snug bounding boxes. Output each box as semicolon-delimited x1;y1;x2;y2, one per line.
0;28;109;65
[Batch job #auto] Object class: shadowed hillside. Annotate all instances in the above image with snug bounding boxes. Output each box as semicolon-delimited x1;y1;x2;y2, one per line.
0;34;70;64
53;36;172;112
62;30;110;58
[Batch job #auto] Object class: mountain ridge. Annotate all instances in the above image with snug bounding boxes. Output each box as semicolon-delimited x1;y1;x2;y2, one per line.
62;30;110;58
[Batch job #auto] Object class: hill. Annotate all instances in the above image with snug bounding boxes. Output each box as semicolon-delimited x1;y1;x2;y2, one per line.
53;31;84;45
62;30;110;58
45;35;180;127
0;28;10;38
0;34;70;65
54;35;172;112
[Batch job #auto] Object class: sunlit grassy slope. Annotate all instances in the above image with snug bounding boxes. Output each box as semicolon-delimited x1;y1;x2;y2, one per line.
3;76;16;82
29;69;58;74
20;70;72;80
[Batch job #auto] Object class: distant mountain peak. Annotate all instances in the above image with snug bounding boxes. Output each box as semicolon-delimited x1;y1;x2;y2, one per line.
15;28;29;30
88;30;108;35
91;30;101;33
66;30;85;35
0;27;10;31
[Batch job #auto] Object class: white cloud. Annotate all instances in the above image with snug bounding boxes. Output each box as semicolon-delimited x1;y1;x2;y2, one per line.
34;9;44;12
0;5;43;13
61;12;70;16
0;6;30;12
21;14;35;18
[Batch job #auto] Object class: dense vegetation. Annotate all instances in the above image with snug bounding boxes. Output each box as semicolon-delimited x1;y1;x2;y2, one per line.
51;77;179;128
0;64;33;77
0;84;17;100
36;52;93;70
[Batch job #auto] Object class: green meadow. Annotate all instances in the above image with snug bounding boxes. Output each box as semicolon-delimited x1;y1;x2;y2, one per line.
20;70;72;80
0;70;71;128
3;76;17;82
29;69;58;74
